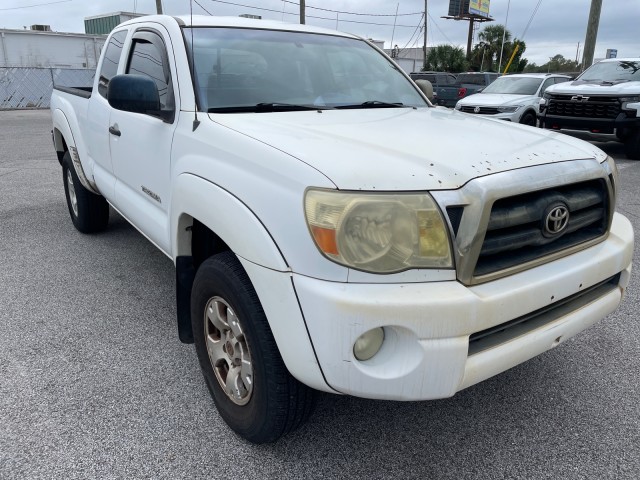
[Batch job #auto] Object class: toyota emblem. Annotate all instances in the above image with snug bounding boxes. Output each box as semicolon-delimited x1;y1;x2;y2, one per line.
473;106;481;113
543;204;570;236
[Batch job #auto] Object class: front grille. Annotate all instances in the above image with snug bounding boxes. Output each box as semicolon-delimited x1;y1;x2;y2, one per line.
547;95;621;119
473;180;609;278
460;106;500;115
468;273;620;356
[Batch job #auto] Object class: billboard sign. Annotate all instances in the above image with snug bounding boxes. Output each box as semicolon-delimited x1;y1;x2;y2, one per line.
448;0;469;17
469;0;491;18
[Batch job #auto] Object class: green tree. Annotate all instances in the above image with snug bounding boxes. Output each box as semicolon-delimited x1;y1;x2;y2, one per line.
503;39;527;73
477;24;511;71
523;54;579;73
424;44;469;73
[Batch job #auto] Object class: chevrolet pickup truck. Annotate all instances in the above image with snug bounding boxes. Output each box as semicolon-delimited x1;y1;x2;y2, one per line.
539;58;640;159
51;15;633;444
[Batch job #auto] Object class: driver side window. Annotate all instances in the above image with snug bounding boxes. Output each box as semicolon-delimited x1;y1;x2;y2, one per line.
126;31;175;113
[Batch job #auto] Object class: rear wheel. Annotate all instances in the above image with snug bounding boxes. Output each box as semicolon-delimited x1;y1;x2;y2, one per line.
191;251;316;443
62;152;109;233
624;130;640;160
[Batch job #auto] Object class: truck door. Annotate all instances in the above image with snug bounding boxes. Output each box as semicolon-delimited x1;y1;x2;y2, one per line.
108;27;178;255
86;28;128;201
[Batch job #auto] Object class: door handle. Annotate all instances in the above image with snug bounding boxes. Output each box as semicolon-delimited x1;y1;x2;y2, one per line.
109;124;121;137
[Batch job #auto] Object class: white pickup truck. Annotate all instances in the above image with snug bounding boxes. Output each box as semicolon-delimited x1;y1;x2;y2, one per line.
539;57;640;159
51;15;634;443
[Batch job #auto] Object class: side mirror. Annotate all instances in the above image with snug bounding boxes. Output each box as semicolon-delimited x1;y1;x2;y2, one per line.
107;74;167;120
414;79;434;101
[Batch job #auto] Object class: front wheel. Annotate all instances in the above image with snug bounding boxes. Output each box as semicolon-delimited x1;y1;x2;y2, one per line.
62;152;109;233
191;252;316;443
624;130;640;160
519;111;536;127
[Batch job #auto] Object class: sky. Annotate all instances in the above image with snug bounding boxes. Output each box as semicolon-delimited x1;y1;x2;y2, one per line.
0;0;638;66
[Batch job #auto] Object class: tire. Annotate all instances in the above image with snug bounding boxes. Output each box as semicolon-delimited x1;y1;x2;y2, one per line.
191;252;316;443
519;111;536;127
624;130;640;160
62;152;109;233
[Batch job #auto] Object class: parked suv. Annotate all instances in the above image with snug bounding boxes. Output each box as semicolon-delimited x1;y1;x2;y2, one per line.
455;73;571;125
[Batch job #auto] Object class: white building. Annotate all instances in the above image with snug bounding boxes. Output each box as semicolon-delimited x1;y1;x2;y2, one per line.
385;47;430;73
0;28;106;68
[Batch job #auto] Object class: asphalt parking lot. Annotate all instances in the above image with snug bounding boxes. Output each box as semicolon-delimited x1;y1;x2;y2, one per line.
1;109;639;479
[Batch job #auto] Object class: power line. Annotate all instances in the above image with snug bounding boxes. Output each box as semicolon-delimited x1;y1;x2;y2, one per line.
520;0;543;39
206;0;419;27
194;0;213;15
0;0;71;11
280;0;422;17
397;14;424;53
427;11;454;46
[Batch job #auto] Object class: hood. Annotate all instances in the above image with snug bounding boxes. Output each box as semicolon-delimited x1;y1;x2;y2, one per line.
546;79;640;96
458;93;537;107
209;107;606;191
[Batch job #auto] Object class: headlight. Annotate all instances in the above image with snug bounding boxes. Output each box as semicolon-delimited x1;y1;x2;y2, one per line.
497;105;521;113
454;102;462;110
620;96;640;110
538;98;547;112
304;189;453;273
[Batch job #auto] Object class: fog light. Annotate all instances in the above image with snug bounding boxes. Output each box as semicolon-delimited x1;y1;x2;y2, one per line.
353;328;385;361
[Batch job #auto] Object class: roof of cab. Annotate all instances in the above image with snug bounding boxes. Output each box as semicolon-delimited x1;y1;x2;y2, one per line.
119;14;358;39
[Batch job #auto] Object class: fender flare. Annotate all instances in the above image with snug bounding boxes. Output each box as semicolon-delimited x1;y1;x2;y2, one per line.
51;108;76;159
51;108;100;194
171;173;288;271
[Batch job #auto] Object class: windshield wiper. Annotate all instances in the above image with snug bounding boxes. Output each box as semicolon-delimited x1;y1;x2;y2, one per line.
208;102;332;113
335;100;409;110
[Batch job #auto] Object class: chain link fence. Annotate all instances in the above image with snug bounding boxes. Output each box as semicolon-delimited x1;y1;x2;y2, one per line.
0;67;95;110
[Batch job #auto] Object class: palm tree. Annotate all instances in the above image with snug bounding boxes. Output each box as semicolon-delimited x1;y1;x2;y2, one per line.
424;45;469;73
477;24;511;71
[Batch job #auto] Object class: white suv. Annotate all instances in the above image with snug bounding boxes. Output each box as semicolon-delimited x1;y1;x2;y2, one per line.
455;73;571;125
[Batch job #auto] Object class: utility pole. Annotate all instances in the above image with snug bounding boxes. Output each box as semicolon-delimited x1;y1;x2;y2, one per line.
466;19;474;59
423;0;428;70
582;0;602;69
300;0;305;24
498;0;511;73
155;0;163;14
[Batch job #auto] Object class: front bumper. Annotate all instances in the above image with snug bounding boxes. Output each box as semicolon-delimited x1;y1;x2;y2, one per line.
539;111;640;135
292;213;633;401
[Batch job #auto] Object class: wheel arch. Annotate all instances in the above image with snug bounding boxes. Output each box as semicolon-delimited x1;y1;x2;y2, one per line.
172;173;290;344
52;108;75;165
519;108;538;125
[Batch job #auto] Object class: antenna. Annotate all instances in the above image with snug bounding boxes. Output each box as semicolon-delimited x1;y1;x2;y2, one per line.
191;0;200;131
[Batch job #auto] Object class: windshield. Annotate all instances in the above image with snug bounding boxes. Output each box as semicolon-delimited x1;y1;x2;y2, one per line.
481;76;542;95
578;60;640;82
183;27;428;112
